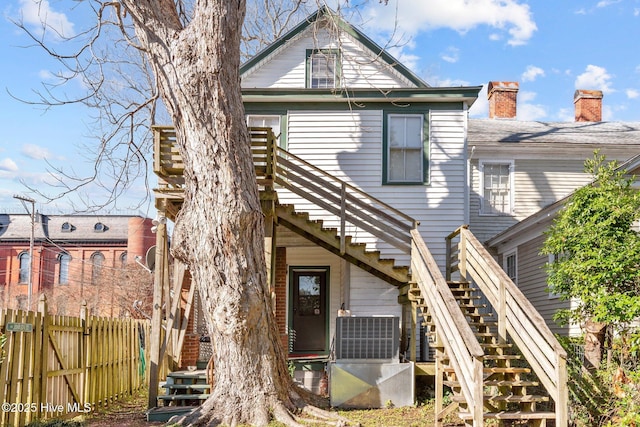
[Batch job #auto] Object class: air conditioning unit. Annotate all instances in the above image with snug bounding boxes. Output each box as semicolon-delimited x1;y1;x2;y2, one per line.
330;316;414;408
335;316;399;362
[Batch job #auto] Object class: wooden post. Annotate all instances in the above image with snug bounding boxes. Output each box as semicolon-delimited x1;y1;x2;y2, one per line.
498;279;507;343
410;306;417;362
340;182;346;255
148;216;166;409
556;354;568;427
80;301;89;406
38;295;48;420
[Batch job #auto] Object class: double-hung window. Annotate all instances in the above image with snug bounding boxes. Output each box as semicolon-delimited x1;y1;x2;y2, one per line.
386;114;424;183
480;161;514;215
307;50;339;89
504;250;517;285
247;115;282;147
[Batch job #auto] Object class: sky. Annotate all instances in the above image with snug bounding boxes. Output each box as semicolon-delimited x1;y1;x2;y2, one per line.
1;0;640;214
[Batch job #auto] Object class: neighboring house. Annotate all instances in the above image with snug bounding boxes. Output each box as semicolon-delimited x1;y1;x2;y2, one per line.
0;213;155;316
469;82;640;335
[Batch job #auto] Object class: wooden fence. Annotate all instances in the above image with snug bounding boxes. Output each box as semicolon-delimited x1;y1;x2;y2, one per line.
0;295;162;426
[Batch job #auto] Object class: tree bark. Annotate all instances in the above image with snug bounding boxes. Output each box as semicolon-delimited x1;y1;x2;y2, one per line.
584;319;607;370
120;1;306;425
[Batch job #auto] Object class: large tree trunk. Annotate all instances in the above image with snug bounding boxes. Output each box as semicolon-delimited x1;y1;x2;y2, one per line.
120;1;325;426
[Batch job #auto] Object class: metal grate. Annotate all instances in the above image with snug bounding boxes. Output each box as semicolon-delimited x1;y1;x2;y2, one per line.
335;317;399;362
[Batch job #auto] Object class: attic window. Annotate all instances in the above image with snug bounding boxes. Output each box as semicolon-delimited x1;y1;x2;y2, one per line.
307;49;339;89
61;222;75;232
94;222;107;233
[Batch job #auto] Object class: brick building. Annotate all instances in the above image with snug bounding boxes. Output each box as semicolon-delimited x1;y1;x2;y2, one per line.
0;213;155;316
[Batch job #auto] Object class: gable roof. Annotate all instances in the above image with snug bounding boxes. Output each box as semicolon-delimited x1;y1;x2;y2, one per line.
240;6;429;89
486;151;640;248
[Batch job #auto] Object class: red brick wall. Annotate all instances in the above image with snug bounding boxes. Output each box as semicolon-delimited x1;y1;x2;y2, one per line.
179;275;200;368
488;81;519;119
574;90;603;122
275;247;289;351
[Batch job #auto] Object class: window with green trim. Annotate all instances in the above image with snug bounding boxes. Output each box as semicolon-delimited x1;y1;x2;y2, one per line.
385;114;425;184
307;50;340;88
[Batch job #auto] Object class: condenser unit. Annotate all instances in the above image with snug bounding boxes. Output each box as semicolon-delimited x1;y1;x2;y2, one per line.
330;316;414;408
335;316;399;362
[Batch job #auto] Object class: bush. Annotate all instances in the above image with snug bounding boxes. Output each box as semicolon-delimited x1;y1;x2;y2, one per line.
560;334;640;426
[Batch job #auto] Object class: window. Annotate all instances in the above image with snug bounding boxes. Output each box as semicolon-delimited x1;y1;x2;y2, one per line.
61;222;75;232
58;252;71;285
307;50;339;88
18;252;30;284
91;252;105;285
247;115;282;146
386;114;425;183
480;161;514;215
120;252;127;268
504;251;517;285
94;222;107;232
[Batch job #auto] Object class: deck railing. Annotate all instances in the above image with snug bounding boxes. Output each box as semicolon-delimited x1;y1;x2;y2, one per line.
153;125;418;254
446;225;569;426
410;229;484;424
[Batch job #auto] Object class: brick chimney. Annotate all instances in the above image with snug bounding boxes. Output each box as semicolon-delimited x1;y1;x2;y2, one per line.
488;81;519;119
574;90;603;122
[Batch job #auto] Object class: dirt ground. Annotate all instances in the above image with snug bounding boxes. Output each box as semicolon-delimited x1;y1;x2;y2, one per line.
74;388;449;427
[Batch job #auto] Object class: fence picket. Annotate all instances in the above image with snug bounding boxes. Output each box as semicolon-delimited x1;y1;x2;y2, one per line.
0;300;159;426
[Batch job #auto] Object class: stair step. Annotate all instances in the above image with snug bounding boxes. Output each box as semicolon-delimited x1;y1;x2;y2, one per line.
444;366;531;374
483;354;522;361
452;394;549;403
162;384;211;391
158;393;210;402
444;379;539;388
484;380;539;387
458;410;557;420
480;343;513;349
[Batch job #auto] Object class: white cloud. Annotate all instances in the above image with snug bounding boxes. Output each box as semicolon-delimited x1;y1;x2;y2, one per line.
627;89;640;99
441;46;460;63
0;158;19;172
19;0;75;39
365;0;537;47
521;65;545;82
519;91;537;103
518;103;546;121
21;144;53;160
575;65;614;94
469;84;489;118
597;0;622;7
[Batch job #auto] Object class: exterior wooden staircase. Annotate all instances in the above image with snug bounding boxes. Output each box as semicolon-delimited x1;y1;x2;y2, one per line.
151;126;568;426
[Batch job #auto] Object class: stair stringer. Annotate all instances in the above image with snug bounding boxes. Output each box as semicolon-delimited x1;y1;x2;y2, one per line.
275;204;410;287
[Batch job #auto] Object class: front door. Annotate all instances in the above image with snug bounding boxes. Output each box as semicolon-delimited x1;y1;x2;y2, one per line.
290;268;328;353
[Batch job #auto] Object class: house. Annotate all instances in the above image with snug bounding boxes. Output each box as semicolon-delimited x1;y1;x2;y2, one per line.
0;213;155;316
149;8;568;425
468;82;640;336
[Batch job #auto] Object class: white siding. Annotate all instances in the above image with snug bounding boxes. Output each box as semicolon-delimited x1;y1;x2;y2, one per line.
242;27;415;89
469;159;592;243
279;109;467;272
509;235;581;336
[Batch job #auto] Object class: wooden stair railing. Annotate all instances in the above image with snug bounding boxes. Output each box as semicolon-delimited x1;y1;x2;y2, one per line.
152;125;418;254
410;229;485;425
446;226;569;427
